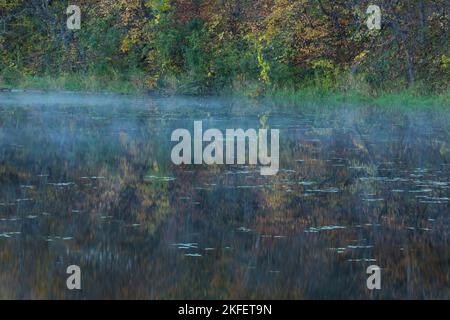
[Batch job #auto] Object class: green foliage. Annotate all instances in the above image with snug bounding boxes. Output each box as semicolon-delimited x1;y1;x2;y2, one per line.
0;0;448;98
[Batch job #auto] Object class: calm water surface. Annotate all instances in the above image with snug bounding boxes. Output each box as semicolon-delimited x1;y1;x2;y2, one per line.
0;92;449;299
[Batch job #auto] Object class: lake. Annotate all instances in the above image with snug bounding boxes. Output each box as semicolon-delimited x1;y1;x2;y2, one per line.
0;92;448;299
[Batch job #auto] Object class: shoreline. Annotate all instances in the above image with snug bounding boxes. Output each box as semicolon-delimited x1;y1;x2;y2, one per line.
1;81;448;110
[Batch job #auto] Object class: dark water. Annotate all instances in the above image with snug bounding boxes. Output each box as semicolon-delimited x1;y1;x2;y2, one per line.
0;92;448;299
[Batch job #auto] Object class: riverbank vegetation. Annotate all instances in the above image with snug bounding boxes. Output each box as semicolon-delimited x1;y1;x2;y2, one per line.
1;1;448;105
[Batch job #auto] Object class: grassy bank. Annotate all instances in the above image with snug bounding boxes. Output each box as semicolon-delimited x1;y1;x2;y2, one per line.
263;87;449;109
1;73;448;109
0;73;148;95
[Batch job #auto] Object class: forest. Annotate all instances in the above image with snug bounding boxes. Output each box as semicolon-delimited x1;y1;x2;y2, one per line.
0;0;449;100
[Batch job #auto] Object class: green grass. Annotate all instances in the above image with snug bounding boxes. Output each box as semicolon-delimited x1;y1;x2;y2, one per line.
1;72;448;110
1;72;147;94
261;86;449;110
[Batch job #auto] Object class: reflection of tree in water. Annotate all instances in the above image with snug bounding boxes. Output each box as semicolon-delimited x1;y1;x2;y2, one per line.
0;101;449;299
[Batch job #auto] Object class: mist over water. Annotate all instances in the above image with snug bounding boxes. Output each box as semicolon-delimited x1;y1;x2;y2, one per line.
0;92;449;299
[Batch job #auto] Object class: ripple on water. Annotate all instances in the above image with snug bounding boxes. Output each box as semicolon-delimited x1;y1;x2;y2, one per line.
307;188;339;193
144;175;176;182
185;253;202;257
171;243;198;250
304;225;346;233
419;196;450;204
362;198;384;202
47;182;75;187
46;236;74;242
0;231;20;238
347;258;376;262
